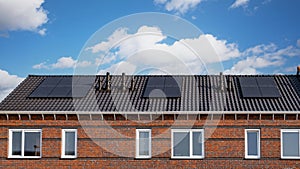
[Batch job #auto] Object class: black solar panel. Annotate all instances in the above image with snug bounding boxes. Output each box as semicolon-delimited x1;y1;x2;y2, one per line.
239;77;281;98
29;86;54;97
143;76;182;98
48;86;72;97
260;87;281;97
240;87;261;98
256;77;276;87
40;77;62;86
239;77;257;87
29;76;93;98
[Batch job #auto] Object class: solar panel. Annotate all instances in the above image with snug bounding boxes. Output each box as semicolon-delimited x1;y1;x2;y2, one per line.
143;76;182;98
29;76;93;98
240;87;261;98
164;87;181;97
146;77;165;87
260;87;281;97
239;77;257;87
48;86;72;97
29;86;54;97
239;77;281;98
40;77;62;86
256;77;276;87
165;77;182;87
58;77;72;86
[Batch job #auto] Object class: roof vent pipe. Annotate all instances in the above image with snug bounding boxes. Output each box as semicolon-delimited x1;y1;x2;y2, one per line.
122;72;126;91
106;72;111;91
220;72;224;91
297;66;300;76
130;77;135;91
227;75;232;91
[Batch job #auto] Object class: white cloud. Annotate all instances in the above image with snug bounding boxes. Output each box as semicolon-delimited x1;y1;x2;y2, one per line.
230;0;250;9
224;44;300;74
33;56;92;69
297;39;300;48
87;26;241;75
0;0;48;35
0;69;24;102
154;0;203;15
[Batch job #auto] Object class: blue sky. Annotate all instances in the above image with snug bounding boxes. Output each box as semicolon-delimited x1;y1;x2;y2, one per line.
0;0;300;100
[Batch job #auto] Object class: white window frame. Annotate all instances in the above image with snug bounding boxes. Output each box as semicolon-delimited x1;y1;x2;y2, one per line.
245;129;260;159
136;129;151;159
171;129;204;159
281;129;300;159
8;129;42;158
61;129;77;158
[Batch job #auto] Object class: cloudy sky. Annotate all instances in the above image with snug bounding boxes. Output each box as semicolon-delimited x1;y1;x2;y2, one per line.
0;0;300;101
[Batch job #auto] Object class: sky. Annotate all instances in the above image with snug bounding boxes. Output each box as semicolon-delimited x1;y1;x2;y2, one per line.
0;0;300;101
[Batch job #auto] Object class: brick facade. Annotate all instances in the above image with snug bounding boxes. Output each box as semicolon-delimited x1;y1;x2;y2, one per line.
1;118;300;168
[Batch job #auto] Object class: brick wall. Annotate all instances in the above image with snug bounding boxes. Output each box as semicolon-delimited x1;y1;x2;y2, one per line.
0;119;300;168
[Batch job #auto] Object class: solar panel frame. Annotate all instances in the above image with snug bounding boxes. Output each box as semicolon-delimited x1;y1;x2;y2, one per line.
57;77;73;86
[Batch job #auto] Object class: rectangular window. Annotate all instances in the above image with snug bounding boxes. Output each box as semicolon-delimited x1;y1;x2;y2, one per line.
245;129;260;159
281;129;300;159
136;129;151;158
9;129;42;158
62;129;77;158
171;129;204;159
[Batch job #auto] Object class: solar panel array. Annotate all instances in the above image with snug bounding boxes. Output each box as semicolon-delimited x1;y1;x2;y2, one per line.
29;76;94;98
143;77;182;98
239;77;281;98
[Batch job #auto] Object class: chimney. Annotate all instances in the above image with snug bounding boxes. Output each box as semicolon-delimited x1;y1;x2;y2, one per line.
122;72;126;91
130;77;135;91
220;72;224;91
297;66;300;76
106;72;111;91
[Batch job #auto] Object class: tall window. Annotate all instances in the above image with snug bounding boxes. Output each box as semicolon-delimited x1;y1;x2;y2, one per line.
171;129;204;159
9;129;42;158
136;129;151;158
245;129;260;159
62;129;77;158
281;129;300;159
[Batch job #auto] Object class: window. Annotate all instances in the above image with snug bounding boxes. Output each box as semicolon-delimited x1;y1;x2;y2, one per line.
62;129;77;158
9;129;42;158
245;129;260;159
281;129;300;159
136;129;151;158
171;129;204;159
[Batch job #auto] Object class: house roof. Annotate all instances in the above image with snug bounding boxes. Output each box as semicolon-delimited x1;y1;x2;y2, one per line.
0;74;299;112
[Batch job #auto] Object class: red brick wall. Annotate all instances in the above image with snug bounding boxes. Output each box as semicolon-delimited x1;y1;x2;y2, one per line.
0;119;300;168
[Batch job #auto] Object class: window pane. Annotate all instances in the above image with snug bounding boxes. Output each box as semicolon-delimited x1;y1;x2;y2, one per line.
192;132;202;156
24;132;40;156
247;132;258;156
174;132;189;156
139;131;149;156
12;132;22;156
65;132;76;156
283;132;299;157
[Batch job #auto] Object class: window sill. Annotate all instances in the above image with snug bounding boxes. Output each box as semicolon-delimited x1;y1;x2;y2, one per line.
281;157;300;160
171;156;204;159
8;156;41;159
